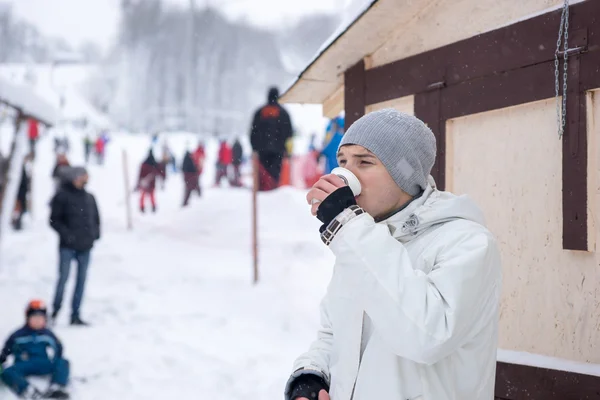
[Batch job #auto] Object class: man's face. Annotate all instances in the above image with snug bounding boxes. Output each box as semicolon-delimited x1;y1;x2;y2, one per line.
73;173;89;189
337;144;411;220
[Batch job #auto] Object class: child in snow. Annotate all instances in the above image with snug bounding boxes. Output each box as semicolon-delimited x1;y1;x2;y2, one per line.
0;300;70;399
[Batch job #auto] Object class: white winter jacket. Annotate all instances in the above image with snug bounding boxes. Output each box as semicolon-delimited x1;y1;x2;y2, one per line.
288;179;502;400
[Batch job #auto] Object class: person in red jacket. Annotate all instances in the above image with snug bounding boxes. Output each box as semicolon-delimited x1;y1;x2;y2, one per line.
136;150;159;213
215;140;232;186
27;118;39;158
95;136;105;165
192;142;205;195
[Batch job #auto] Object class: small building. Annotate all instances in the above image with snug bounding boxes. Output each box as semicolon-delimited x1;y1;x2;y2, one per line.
282;0;600;397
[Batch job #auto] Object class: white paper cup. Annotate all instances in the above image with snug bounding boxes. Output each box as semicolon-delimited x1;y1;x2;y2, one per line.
331;167;362;196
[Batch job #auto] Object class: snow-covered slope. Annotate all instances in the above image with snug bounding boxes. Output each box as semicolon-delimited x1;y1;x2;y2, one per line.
0;129;333;399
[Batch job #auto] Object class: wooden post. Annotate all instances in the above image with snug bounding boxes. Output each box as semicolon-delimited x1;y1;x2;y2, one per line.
122;149;133;230
0;110;23;241
252;152;259;284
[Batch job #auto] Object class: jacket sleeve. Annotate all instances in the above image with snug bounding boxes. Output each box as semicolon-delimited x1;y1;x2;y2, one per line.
285;294;334;397
92;195;101;240
49;193;70;239
328;213;501;365
0;333;16;364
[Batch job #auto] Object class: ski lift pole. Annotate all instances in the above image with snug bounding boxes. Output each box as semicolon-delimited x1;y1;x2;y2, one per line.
252;152;259;284
122;149;133;231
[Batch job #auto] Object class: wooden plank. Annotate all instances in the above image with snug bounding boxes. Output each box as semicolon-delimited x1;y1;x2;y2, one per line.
344;59;366;130
323;85;345;119
364;0;598;106
415;89;444;190
563;55;588;250
439;61;556;121
495;361;600;399
0;111;23;241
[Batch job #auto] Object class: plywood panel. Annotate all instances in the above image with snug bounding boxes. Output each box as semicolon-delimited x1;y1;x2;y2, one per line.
446;98;600;363
365;95;414;115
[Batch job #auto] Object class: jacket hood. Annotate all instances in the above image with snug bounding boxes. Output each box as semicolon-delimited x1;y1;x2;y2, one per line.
384;176;486;242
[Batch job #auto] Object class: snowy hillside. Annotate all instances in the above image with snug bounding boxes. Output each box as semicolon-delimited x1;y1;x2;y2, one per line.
0;129;333;399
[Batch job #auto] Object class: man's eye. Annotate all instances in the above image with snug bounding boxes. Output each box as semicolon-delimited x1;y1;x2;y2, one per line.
338;159;346;165
361;161;372;165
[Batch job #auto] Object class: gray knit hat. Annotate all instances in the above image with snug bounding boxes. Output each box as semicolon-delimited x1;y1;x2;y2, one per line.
66;166;88;182
339;109;436;196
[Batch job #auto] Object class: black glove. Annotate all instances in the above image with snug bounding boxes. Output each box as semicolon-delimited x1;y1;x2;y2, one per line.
289;374;329;400
317;186;357;232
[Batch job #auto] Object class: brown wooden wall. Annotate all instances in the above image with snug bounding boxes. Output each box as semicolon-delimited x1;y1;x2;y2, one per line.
344;0;600;251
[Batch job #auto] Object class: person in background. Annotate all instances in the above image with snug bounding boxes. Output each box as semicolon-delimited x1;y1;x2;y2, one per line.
136;149;159;213
95;135;105;165
214;140;232;187
162;141;177;173
182;151;200;206
0;300;70;399
230;138;243;187
250;87;293;191
49;167;100;326
52;154;70;193
308;133;317;152
11;153;33;231
320;115;345;174
192;141;206;192
27;118;39;159
83;135;93;164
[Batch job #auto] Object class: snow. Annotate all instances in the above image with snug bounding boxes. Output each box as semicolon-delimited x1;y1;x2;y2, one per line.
497;349;600;377
0;126;333;399
0;75;59;126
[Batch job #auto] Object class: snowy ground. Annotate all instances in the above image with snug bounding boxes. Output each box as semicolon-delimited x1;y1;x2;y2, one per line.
0;128;333;399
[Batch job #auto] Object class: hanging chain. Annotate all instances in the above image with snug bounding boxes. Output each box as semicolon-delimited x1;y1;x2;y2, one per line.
555;0;570;138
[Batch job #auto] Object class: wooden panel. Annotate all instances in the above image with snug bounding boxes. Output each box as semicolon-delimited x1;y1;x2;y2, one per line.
495;362;600;399
563;55;588;250
439;61;555;121
344;59;366;130
323;85;344;119
365;0;598;106
415;89;444;190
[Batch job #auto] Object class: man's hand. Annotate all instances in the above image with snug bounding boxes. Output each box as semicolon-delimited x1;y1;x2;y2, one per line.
296;389;330;400
306;174;347;216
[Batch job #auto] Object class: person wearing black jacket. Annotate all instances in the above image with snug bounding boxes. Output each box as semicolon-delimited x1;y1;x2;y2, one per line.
49;167;100;326
250;87;293;191
182;151;200;206
230;139;243;187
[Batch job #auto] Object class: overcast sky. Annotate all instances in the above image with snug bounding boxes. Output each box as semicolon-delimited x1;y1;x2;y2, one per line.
2;0;347;51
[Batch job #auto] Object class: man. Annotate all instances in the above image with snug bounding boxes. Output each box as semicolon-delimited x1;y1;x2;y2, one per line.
250;87;293;191
49;167;100;326
285;109;502;400
182;151;200;206
231;138;243;187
